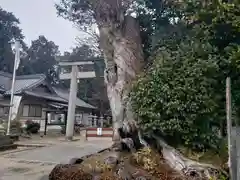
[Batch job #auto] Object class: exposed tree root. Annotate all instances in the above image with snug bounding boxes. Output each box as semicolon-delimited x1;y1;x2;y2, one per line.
119;121;228;179
152;134;228;179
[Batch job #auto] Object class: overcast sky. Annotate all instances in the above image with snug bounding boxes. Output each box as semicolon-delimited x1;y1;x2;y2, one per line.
0;0;83;53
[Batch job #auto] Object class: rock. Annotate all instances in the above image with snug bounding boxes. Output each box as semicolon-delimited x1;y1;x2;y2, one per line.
49;164;93;180
68;158;84;165
112;138;137;153
96;171;120;180
104;155;119;166
0;135;17;151
0;135;13;145
112;141;122;151
102;151;120;166
121;138;136;152
92;175;101;180
117;166;132;179
132;169;151;180
135;177;147;180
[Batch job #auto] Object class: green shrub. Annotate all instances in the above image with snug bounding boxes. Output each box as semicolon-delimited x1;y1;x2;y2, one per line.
2;120;22;134
131;40;225;150
61;125;66;134
25;120;40;134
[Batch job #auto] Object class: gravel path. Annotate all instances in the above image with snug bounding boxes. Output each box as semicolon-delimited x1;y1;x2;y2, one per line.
0;140;112;180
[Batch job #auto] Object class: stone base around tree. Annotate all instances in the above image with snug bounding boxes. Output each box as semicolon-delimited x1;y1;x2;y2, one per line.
0;135;18;151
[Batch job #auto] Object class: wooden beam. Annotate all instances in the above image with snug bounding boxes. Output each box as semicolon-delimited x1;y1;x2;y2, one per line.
59;71;96;80
0;103;11;107
59;61;94;66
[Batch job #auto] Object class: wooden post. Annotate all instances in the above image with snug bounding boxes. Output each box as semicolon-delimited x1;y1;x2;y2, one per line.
44;111;48;136
100;115;104;127
226;77;237;180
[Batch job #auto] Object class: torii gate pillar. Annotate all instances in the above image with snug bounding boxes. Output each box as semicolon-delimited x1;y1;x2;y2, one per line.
65;65;78;140
59;61;96;140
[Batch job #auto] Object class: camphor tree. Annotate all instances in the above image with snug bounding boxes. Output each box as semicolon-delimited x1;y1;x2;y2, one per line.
55;0;228;178
56;0;144;143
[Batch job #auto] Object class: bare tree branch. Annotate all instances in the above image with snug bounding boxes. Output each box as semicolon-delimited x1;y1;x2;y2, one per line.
74;23;101;55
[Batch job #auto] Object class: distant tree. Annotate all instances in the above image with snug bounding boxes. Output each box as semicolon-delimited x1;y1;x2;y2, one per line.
0;7;26;73
26;36;60;84
74;24;101;55
63;44;95;61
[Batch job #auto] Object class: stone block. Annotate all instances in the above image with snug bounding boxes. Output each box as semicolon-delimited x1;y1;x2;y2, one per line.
0;135;13;146
0;135;17;151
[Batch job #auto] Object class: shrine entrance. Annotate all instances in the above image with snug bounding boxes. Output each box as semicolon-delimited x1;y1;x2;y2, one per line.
58;60;96;140
43;109;67;136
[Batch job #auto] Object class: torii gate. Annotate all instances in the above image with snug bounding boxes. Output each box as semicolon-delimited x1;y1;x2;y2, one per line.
59;61;96;140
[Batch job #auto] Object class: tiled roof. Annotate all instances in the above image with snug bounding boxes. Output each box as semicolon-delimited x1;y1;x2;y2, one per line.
52;87;96;109
25;88;96;109
6;74;46;94
0;71;46;94
24;91;68;103
0;71;96;109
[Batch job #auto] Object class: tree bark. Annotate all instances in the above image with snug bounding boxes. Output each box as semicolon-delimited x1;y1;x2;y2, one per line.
94;0;144;142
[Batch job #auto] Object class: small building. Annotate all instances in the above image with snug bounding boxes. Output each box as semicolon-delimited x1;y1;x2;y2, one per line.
0;71;96;132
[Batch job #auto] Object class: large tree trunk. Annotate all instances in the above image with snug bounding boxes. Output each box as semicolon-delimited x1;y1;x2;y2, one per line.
91;0;226;179
94;0;144;142
49;1;226;179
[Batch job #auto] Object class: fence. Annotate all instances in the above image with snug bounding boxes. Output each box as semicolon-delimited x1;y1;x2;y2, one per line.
85;127;113;141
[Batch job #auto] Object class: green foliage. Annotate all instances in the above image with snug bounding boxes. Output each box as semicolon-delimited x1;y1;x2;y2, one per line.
131;0;240;150
135;0;183;59
131;40;223;149
25;120;40;134
23;35;60;84
2;120;22;134
185;0;240;51
0;7;25;73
